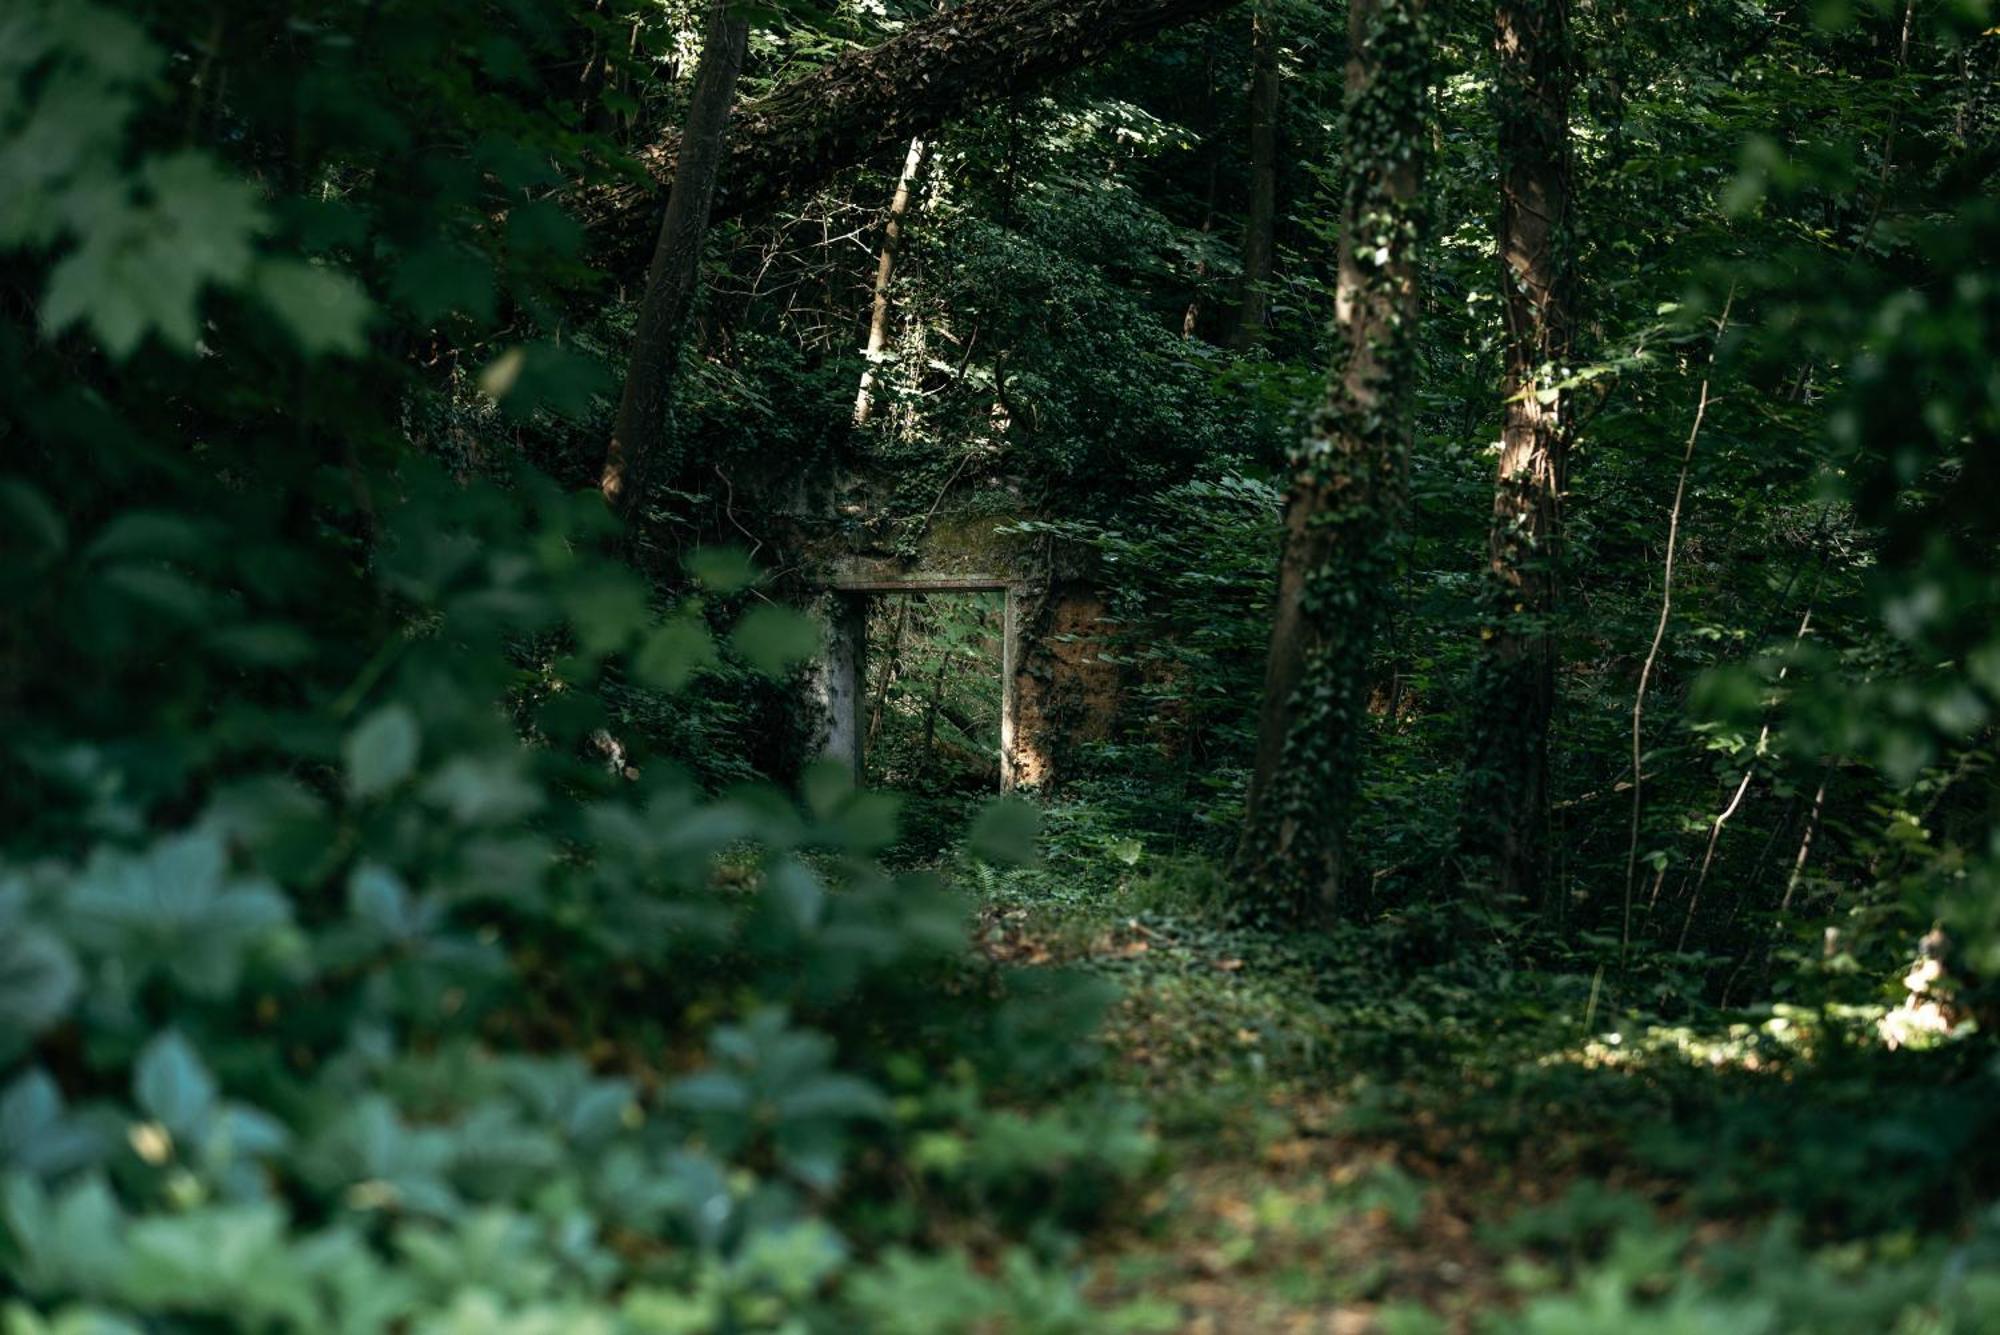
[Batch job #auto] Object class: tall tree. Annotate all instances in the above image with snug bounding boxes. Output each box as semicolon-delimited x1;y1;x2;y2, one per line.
600;0;752;519
1457;0;1575;900
1232;4;1281;349
854;137;928;426
1235;0;1431;921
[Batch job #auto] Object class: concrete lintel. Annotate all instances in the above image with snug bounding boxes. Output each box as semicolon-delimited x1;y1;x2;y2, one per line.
821;573;1019;594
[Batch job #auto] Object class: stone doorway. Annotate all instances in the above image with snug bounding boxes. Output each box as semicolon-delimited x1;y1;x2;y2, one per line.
862;589;1007;792
810;574;1031;791
809;570;1118;793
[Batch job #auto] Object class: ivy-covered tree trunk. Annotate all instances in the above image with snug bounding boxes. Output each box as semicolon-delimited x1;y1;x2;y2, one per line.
1232;5;1280;349
1458;0;1574;902
596;0;1243;264
600;0;751;520
1235;0;1430;922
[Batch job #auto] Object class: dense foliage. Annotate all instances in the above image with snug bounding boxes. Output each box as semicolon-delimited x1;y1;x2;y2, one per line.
3;0;1998;1327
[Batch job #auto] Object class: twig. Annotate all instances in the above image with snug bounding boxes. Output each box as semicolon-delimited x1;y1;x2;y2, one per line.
1678;604;1813;952
1624;288;1734;962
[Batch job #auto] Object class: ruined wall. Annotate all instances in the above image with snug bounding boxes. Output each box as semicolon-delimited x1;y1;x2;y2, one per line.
791;514;1118;792
1008;584;1119;790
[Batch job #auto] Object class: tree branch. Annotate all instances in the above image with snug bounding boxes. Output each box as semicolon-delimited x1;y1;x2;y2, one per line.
595;0;1242;268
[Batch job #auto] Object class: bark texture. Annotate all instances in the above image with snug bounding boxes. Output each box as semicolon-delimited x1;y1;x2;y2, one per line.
597;0;1243;267
1235;0;1430;922
601;0;752;519
1458;0;1574;900
1232;6;1280;349
854;137;928;426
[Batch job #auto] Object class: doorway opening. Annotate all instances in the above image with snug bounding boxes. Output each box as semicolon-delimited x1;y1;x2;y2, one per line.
862;590;1006;793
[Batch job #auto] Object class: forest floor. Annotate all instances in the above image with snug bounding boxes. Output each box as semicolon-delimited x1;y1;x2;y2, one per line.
976;897;1511;1333
938;793;2000;1333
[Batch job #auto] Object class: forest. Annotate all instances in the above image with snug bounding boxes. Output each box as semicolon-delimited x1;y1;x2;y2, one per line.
2;0;1998;1328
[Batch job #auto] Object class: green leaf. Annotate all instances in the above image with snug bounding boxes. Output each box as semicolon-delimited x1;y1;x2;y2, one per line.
4;1174;126;1296
344;704;420;800
478;341;610;421
0;480;66;563
98;565;211;622
420;756;541;824
388;240;495;326
729;604;821;677
205;622;315;667
66;831;290;999
967;798;1040;867
801;759;853;822
134;1031;216;1139
0;1070;107;1181
827;791;901;855
567;573;651;656
0;926;79;1048
0;1073;62;1158
84;512;206;564
633;617;718;692
348;864;418;941
252;257;371;357
40;151;265;358
684;546;757;595
774;1074;890;1123
142;152;263;288
665;1072;751;1115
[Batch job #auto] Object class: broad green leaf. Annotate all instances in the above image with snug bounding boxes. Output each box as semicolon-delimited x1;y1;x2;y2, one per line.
348;865;417;940
41;151;265;358
567;573;651;656
134;1031;216;1138
84;512;206;564
728;604;821;677
773;1074;890;1123
800;759;853;821
344;704;420;800
0;926;79;1046
633;617;718;692
0;480;66;562
66;832;289;998
98;565;211;622
684;546;757;594
966;798;1040;867
142;152;262;291
0;1071;105;1180
4;1301;147;1335
478;341;610;421
665;1072;750;1116
827;791;901;855
420;756;540;824
389;240;495;326
252;257;371;357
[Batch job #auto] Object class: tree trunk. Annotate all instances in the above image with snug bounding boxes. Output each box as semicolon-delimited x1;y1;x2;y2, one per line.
578;0;612;136
595;0;1244;268
1181;30;1221;340
854;137;928;426
600;0;751;520
921;647;951;755
1456;0;1574;902
1232;5;1280;350
1234;0;1430;923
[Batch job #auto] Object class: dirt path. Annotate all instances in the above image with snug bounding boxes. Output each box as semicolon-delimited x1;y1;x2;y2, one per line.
978;905;1524;1333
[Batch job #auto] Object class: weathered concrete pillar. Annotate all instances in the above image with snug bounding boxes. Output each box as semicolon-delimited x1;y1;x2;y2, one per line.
1000;588;1028;791
808;593;867;780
